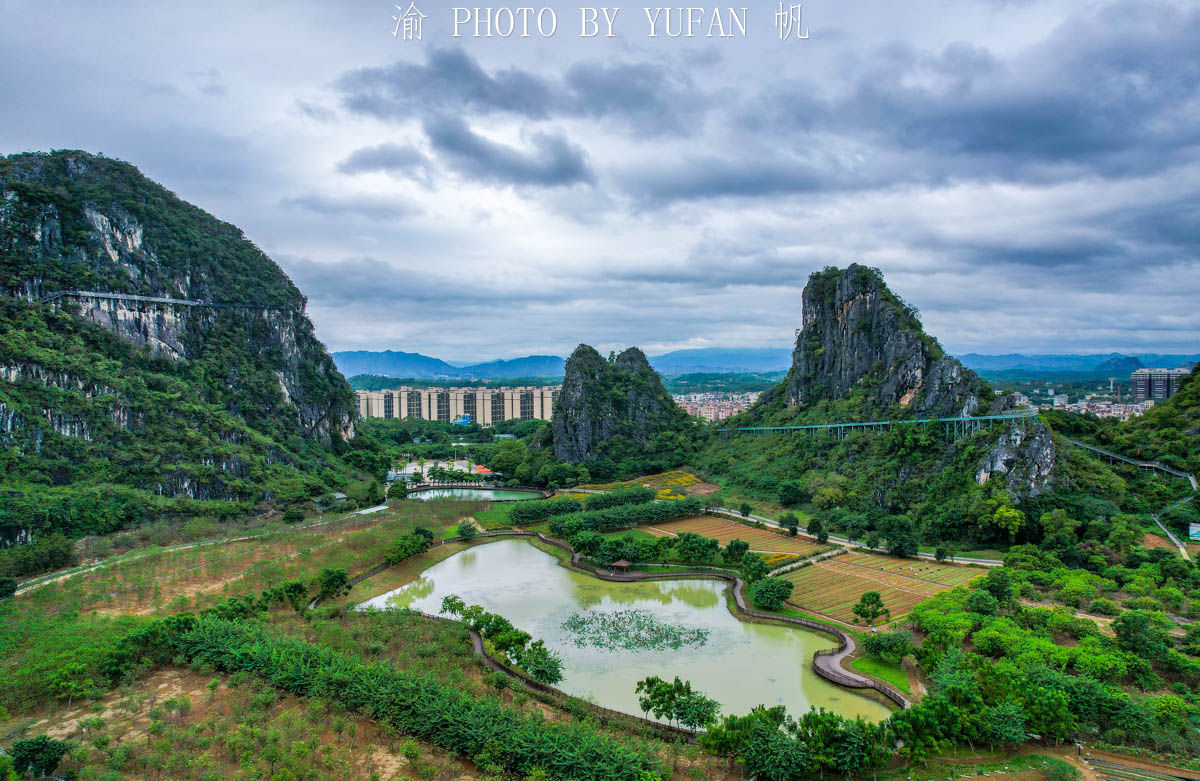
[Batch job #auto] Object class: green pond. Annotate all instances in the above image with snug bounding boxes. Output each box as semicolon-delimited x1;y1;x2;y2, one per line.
410;488;543;501
358;539;892;723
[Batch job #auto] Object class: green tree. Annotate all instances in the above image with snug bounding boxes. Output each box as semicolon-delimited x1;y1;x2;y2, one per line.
741;553;770;583
316;568;350;601
281;507;305;523
739;502;753;517
982;701;1027;747
722;539;749;564
456;520;478;541
11;735;71;778
675;532;719;563
806;517;828;543
781;513;801;537
514;640;564;685
387;482;408;500
0;577;16;599
749;577;794;610
852;591;889;625
778;481;804;507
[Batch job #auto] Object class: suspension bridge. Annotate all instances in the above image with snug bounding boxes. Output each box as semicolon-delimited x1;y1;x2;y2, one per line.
715;412;1040;441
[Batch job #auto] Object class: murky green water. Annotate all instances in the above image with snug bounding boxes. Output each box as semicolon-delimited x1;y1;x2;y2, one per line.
409;488;543;501
358;539;892;723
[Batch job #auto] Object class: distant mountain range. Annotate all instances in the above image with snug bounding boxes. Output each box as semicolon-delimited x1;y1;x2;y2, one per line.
333;348;1199;381
957;353;1200;373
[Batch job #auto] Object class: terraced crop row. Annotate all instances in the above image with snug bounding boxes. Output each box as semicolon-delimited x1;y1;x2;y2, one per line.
781;555;971;623
839;551;984;587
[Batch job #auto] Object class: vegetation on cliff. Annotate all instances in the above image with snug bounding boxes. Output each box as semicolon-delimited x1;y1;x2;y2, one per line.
545;344;698;476
0;151;363;544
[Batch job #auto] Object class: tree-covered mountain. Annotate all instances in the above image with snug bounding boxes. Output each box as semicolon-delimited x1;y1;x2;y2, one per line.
0;151;360;540
545;345;698;469
693;265;1150;550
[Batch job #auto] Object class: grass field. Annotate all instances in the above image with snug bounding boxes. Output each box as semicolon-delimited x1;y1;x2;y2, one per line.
782;552;985;624
644;516;829;556
849;656;912;695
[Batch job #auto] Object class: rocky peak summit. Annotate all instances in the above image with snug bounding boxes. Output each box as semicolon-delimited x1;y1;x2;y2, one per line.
785;264;989;418
550;344;692;463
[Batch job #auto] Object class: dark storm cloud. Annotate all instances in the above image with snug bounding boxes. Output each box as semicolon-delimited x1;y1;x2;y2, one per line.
337;142;432;181
279;193;420;221
753;3;1200;181
614;2;1200;208
336;48;701;135
423;116;594;187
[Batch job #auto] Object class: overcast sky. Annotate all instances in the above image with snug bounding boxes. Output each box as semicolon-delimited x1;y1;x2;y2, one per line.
3;0;1198;360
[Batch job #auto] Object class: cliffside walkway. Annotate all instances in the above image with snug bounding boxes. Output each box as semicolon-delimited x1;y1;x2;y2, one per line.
39;289;299;312
715;412;1039;441
1059;437;1197;561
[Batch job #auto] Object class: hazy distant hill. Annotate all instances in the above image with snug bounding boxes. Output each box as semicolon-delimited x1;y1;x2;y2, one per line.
457;355;564;378
1094;355;1144;374
334;347;1200;382
332;350;460;378
647;347;793;374
333;348;794;379
959;353;1200;372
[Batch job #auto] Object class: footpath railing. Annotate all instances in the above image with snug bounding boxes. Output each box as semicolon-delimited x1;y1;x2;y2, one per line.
1060;437;1198;561
332;529;911;711
40;289;298;312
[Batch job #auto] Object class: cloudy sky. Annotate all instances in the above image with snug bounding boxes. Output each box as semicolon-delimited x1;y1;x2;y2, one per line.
3;0;1198;360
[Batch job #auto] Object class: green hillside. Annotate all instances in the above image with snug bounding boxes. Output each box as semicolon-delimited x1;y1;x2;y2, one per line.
0;151;363;542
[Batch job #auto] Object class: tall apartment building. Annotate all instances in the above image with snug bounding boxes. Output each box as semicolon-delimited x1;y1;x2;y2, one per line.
1131;368;1189;403
356;386;559;423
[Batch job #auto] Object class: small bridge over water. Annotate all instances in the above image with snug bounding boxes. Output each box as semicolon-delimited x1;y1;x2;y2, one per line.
715;412;1039;442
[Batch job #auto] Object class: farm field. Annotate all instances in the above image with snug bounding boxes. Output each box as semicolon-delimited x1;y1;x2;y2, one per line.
644;516;829;556
782;553;985;624
838;551;986;587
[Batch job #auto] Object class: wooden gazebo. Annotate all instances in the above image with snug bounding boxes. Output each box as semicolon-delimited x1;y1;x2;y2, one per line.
611;559;632;573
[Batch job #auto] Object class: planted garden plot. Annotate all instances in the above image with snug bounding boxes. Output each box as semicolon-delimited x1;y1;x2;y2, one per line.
838;552;985;587
644;516;827;556
781;552;980;623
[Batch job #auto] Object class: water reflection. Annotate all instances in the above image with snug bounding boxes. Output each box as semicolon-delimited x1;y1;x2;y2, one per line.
358;539;891;723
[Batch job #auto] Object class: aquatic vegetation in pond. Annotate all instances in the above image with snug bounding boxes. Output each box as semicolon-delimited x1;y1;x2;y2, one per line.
562;608;710;651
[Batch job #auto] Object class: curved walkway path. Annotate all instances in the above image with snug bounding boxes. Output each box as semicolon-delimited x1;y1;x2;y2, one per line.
344;529;911;710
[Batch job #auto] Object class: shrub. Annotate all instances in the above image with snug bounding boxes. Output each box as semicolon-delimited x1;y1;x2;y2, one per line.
282;507;305;523
1089;598;1120;616
749;577;794;610
11;735;72;778
863;630;914;663
508;496;582;525
585;485;654;511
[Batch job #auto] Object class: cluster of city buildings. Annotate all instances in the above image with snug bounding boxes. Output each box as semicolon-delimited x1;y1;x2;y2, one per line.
356;386;559;423
672;391;762;421
1015;367;1191;420
1131;368;1190;403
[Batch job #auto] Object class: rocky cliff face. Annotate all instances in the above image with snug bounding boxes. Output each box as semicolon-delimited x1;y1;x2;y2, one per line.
785;264;988;418
976;423;1056;498
0;151;356;508
0;151;355;446
551;345;691;463
777;264;1057;499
